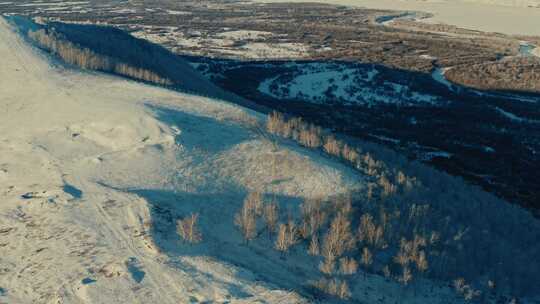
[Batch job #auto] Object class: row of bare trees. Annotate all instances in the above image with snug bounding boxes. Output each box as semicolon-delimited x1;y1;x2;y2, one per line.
267;111;376;174
266;111;417;194
28;29;172;86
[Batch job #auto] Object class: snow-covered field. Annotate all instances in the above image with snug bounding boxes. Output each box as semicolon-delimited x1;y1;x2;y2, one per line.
132;26;308;59
254;0;540;36
258;63;440;106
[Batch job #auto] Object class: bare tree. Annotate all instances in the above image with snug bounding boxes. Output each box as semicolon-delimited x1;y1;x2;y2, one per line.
319;256;336;275
378;175;397;198
299;124;322;148
308;234;320;256
342;143;360;164
321;212;356;274
275;220;298;254
235;196;258;243
177;213;202;244
263;200;279;237
360;247;373;279
358;213;385;249
245;191;264;216
266;111;285;136
339;257;358;275
300;198;327;239
367;183;375;202
323;135;342;157
337;280;351;299
416;250;428;274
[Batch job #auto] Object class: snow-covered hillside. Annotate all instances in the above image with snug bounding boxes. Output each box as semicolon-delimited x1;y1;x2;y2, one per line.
2;15;539;304
0;17;358;303
0;16;471;304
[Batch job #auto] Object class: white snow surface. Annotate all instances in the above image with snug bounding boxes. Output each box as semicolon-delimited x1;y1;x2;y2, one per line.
0;18;364;303
259;63;439;106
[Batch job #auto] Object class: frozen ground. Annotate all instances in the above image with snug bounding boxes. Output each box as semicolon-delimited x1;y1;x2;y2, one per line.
0;17;471;303
254;0;540;36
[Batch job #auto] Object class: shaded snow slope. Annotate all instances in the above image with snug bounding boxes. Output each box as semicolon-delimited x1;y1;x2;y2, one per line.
0;17;363;303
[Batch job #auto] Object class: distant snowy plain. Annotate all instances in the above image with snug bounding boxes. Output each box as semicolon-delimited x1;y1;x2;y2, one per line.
254;0;540;36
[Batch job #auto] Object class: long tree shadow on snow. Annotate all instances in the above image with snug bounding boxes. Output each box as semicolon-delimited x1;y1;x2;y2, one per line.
128;188;320;301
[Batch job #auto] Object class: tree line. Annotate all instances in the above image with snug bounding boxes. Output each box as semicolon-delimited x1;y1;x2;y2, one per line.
28;29;172;86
